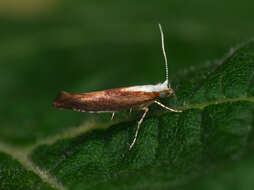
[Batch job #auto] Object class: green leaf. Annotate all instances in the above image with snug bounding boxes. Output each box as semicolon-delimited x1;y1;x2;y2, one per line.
0;151;56;190
26;40;254;190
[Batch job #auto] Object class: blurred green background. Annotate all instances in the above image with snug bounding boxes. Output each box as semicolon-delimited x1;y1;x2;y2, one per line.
1;0;254;146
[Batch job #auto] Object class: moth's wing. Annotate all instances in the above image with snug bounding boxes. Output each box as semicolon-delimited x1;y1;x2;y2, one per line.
53;91;89;112
103;88;158;109
53;88;159;112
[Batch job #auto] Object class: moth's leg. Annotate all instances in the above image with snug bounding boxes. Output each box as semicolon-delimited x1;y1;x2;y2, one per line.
129;107;149;150
154;100;182;113
129;108;132;114
111;112;115;120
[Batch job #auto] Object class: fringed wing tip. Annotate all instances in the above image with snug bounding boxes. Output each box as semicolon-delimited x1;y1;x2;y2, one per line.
53;91;72;108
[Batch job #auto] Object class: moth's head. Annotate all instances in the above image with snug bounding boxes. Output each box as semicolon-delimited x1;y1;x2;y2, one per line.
159;88;174;98
155;80;171;98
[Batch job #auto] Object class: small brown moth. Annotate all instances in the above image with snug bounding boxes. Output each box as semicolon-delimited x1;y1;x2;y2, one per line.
53;24;182;150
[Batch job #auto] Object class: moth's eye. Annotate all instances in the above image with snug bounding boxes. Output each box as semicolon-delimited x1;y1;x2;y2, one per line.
159;92;166;98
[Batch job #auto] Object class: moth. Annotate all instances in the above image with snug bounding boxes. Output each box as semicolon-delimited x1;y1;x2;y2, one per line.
53;24;182;150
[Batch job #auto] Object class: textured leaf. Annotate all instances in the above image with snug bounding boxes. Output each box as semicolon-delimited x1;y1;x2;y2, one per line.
27;40;254;190
0;151;56;190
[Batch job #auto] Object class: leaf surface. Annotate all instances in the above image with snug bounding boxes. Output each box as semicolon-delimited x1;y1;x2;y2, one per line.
27;40;254;190
0;151;56;190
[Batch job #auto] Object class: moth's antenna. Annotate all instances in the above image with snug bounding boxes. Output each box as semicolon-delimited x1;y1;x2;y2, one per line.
158;23;169;86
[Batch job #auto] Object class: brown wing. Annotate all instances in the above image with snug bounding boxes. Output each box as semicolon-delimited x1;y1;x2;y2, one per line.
53;88;159;112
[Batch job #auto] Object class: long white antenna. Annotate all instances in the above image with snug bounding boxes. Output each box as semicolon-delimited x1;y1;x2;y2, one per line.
158;23;169;86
